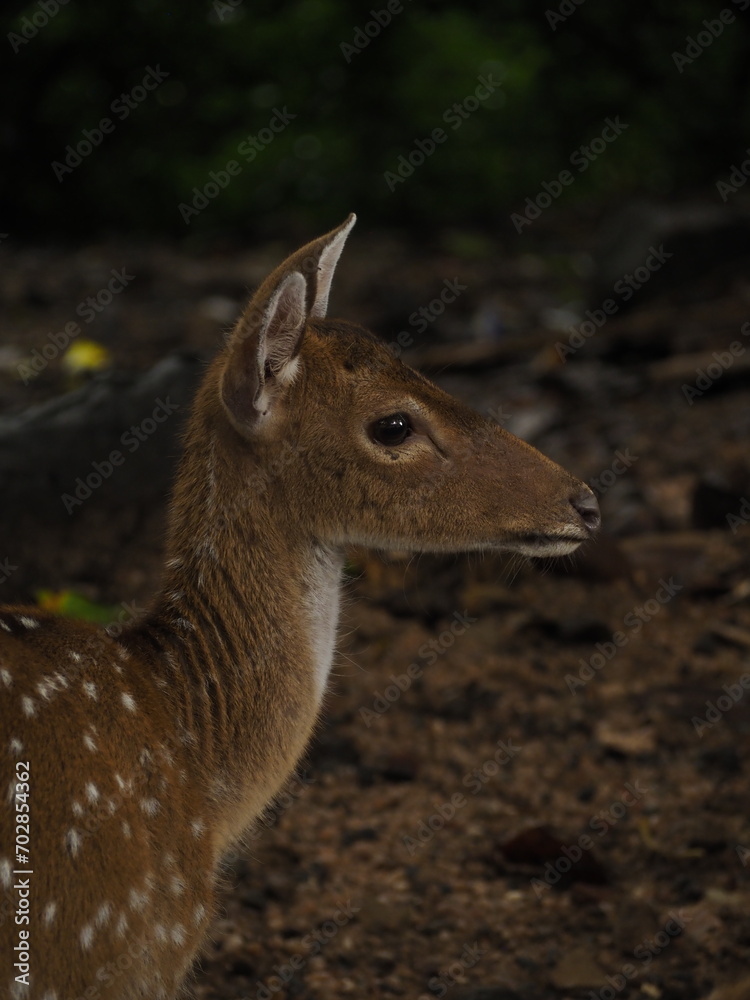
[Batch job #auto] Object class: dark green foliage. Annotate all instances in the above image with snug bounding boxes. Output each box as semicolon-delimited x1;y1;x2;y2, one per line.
2;0;749;238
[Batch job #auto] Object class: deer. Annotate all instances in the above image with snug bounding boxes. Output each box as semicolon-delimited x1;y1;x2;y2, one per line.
0;214;600;999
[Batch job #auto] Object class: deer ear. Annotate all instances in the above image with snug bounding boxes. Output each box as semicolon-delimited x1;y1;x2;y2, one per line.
279;212;356;318
309;212;356;317
220;271;307;431
220;215;356;432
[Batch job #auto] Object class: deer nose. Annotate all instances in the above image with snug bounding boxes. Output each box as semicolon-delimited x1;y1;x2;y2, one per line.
570;487;601;534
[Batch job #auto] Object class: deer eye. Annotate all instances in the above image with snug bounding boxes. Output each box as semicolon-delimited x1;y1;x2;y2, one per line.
371;413;412;447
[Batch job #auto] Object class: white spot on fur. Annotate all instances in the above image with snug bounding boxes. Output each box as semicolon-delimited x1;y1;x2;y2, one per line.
65;829;82;857
128;888;147;912
170;923;186;946
122;821;132;839
117;645;130;660
36;679;52;699
8;738;22;755
140;798;160;816
0;620;10;632
71;801;84;817
21;696;36;717
83;733;98;752
18;616;39;629
121;691;137;712
0;858;11;887
193;903;206;926
169;875;186;896
114;773;128;792
155;923;168;944
43;901;58;925
83;681;98;699
115;912;129;938
190;817;205;837
42;992;58;1000
0;669;12;688
80;923;94;949
69;650;82;662
95;902;112;928
53;672;69;688
85;783;99;804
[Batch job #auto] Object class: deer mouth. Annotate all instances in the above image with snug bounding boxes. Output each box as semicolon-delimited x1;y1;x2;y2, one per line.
505;531;589;557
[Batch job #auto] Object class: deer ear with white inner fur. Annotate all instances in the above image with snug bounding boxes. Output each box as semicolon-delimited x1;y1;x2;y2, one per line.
220;271;307;431
219;214;357;432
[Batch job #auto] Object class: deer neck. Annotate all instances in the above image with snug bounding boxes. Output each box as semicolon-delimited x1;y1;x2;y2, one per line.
128;414;343;852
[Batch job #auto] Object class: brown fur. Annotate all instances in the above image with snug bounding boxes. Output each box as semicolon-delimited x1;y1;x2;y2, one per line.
0;216;598;999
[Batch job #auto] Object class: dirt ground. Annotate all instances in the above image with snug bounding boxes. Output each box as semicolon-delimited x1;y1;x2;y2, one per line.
1;209;749;999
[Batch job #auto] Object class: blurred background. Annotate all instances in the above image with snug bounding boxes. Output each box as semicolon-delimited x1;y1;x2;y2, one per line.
2;0;750;239
2;3;750;999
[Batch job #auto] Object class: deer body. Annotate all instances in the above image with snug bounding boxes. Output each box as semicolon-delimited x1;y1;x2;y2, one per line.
0;216;599;998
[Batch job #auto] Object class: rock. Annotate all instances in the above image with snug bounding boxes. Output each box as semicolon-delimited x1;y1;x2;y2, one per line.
499;825;608;886
594;721;657;756
549;945;606;989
